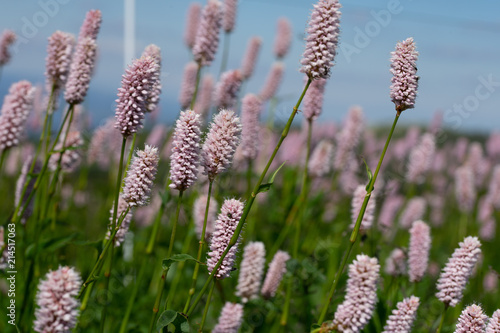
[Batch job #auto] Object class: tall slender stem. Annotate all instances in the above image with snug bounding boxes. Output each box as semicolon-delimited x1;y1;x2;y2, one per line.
184;181;213;313
0;150;6;174
218;32;231;78
150;191;184;331
316;113;400;326
190;63;202;110
436;305;448;333
199;279;216;332
186;78;313;317
124;133;137;174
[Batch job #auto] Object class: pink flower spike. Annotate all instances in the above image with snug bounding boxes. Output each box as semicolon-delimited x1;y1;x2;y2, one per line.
184;3;202;50
193;0;222;67
141;44;162;112
179;62;199;109
454;304;488;333
385;248;406;276
222;0;238;33
454;165;476;214
169;110;202;192
333;254;380;332
207;199;244;279
0;80;35;150
0;29;16;66
406;133;435;184
194;74;214;117
333;106;364;171
408;220;431;282
436;236;482;307
236;241;266;302
274;18;292;59
261;250;290;299
114;56;160;137
202;109;242;181
213;69;243;110
240;37;261;80
213;302;244;333
308;140;334;178
486;309;500;333
382;296;420;333
193;194;218;240
106;195;133;247
399;196;426;229
241;93;263;160
78;9;102;41
64;37;97;105
300;0;341;79
390;37;419;113
45;31;75;92
122;145;159;207
259;62;284;101
33;266;82;333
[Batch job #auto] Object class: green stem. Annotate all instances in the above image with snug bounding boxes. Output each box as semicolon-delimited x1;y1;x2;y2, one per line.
315;113;400;326
199;280;216;332
184;181;213;313
124;133;137;174
11;104;74;224
190;63;202;110
0;150;6;174
186;77;313;318
78;207;130;298
281;119;313;327
218;32;231;78
436;305;448;333
149;191;184;330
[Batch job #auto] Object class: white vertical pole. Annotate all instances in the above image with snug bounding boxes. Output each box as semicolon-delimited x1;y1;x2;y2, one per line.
124;0;135;69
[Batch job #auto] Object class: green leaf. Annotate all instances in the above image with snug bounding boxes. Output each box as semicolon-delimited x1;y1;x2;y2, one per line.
42;232;78;252
362;158;373;191
156;310;190;332
156;310;177;331
257;162;286;194
162;254;202;270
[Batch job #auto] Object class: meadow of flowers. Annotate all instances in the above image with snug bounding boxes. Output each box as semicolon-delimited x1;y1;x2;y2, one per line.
0;0;499;332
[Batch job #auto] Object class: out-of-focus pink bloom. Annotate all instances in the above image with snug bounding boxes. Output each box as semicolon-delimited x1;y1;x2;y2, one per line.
333;106;364;171
483;271;498;292
378;195;404;230
0;29;16;66
236;241;266;302
382;296;420;333
333;254;379;332
106;196;133;246
309;140;334;178
408;220;431;282
466;142;489;187
436;236;481;307
49;131;84;172
222;0;238;33
338;152;360;195
300;0;341;79
0;81;35;150
240;37;261;80
193;194;218;240
399;197;426;229
390;37;419;113
429;111;443;135
240;94;262;160
385;248;406;276
479;218;496;241
184;3;201;49
350;185;375;232
454;165;476;213
274;18;292;59
213;69;242;110
194;74;214;117
146;124;167;149
259;62;284;101
486;131;500;160
87;118;121;169
213;302;243;333
193;0;222;66
261;250;290;299
406;133;435;184
487;165;500;209
454;304;488;333
14;156;40;223
179;62;199;109
454;138;469;164
207;199;244;279
427;194;444;227
303;77;327;121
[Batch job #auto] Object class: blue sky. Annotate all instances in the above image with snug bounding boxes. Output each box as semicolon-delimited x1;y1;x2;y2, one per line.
1;0;499;133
